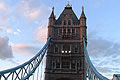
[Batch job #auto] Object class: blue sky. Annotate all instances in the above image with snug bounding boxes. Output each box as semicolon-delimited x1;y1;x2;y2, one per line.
0;0;120;79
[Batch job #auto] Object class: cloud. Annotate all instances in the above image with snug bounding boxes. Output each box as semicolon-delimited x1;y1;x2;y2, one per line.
0;36;13;60
88;37;112;56
87;31;120;79
0;27;3;32
0;2;11;29
17;29;21;33
88;31;120;57
27;9;40;20
34;20;48;42
14;0;50;23
6;28;21;35
12;44;40;56
8;59;19;65
34;26;47;42
0;2;5;10
6;28;12;33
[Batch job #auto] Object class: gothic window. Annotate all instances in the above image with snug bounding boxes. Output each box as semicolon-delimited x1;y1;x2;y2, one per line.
80;60;81;69
55;47;58;53
77;62;80;69
67;28;71;34
75;48;78;53
62;44;71;53
71;61;75;69
59;28;62;35
56;62;60;68
52;62;55;69
64;20;66;25
62;61;70;69
72;28;75;34
74;45;79;53
54;45;59;53
63;28;66;34
68;20;71;25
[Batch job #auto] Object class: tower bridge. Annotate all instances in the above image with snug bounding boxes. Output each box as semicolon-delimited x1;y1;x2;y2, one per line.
0;4;119;80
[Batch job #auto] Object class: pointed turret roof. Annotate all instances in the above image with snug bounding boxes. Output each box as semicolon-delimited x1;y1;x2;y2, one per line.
80;6;86;19
56;4;79;25
49;7;55;19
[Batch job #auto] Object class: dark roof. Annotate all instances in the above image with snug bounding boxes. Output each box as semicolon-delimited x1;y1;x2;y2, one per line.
49;11;55;18
55;6;79;25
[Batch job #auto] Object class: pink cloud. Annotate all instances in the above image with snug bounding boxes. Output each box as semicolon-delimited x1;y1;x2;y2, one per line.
12;44;40;56
0;36;13;60
34;26;48;42
0;2;5;10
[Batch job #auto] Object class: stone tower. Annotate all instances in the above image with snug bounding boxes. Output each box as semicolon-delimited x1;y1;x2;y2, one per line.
45;4;87;80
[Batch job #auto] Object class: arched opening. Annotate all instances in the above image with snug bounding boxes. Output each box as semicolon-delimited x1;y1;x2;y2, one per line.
64;20;66;25
68;20;71;25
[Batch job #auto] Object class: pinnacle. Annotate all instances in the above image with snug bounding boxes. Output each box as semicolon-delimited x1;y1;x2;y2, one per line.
80;6;86;18
49;7;55;18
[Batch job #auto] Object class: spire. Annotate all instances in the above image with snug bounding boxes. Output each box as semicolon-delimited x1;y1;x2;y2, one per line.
52;7;54;13
49;7;55;19
82;6;84;12
65;1;72;9
80;6;86;18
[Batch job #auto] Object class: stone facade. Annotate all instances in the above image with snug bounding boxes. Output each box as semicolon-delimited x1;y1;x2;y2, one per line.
45;4;87;80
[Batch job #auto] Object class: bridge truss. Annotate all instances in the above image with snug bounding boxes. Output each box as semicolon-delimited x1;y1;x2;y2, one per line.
0;37;110;80
0;38;51;80
83;38;109;80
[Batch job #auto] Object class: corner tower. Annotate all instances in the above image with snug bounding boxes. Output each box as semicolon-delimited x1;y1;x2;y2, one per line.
45;4;87;80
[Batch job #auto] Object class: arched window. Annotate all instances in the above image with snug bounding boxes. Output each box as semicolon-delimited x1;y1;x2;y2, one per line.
71;61;75;69
62;61;70;69
62;44;71;53
72;28;75;34
52;62;55;68
77;62;80;69
67;28;70;33
63;28;66;34
64;20;66;25
55;47;58;53
54;45;59;53
63;45;70;52
56;62;60;68
74;45;79;53
68;20;71;25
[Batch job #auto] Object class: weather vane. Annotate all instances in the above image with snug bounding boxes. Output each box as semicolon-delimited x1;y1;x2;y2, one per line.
52;6;54;12
66;0;72;7
67;0;70;4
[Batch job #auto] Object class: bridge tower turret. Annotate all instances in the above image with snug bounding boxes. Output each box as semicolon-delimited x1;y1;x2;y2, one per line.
45;4;87;80
48;7;56;39
80;6;87;46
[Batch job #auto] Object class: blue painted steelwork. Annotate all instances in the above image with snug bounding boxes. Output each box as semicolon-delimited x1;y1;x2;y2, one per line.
0;37;51;80
0;37;110;80
83;38;109;80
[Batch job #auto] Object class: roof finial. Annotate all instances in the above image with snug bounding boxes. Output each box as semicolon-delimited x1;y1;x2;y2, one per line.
68;1;70;5
66;0;72;7
49;6;55;18
52;6;54;12
82;6;84;12
80;6;86;18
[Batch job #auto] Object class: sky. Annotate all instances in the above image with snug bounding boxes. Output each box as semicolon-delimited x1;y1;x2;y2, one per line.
0;0;120;79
